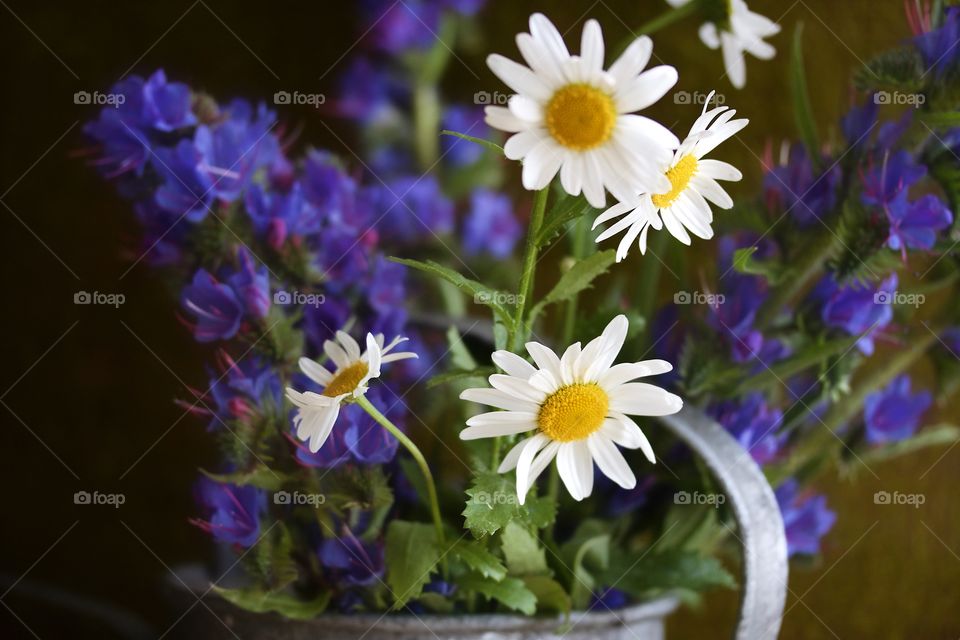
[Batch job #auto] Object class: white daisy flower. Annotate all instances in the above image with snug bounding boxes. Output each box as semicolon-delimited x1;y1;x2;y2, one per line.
665;0;780;89
459;315;682;504
286;330;417;452
484;12;680;208
593;91;747;260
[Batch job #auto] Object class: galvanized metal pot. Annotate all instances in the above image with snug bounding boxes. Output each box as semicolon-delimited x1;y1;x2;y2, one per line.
179;407;788;640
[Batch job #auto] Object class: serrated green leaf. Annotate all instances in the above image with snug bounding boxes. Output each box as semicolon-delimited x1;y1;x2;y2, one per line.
253;522;298;590
462;472;556;538
457;574;537;615
389;257;513;327
790;23;820;169
450;539;508;581
202;466;285;491
536;195;596;247
385;520;441;608
522;575;571;615
541;250;616;307
500;521;549;576
212;586;330;619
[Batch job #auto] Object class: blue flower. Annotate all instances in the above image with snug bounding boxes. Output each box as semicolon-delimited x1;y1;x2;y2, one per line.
864;375;932;444
861;150;926;208
319;532;385;587
462;189;522;258
441;105;488;167
226;248;271;319
191;477;266;547
764;144;840;227
775;479;836;557
361;0;440;54
885;193;952;252
335;57;407;126
244;182;318;248
180;269;244;342
204;355;282;429
913;7;960;77
816;274;898;355
590;587;629;610
342;388;400;464
301;151;359;230
440;0;486;16
840;97;879;149
362;175;454;243
141;69;197;132
153;139;215;221
708;393;785;465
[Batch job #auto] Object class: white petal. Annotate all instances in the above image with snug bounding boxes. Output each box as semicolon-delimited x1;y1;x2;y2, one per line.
498;434;538;472
608;36;653;85
588;434;637;489
324;339;350;369
615;66;678;113
691;175;733;209
515;433;550;504
363;333;382;383
660;207;692;245
521;441;561;500
720;33;747;89
525;341;562;377
556;442;585;501
461;412;538;439
486;53;552;102
603;413;656;463
698;159;743;182
598;360;673;388
580;19;604;74
486;106;527;133
298;357;332;386
508;94;544;123
504;129;547;161
609;383;683;416
489;373;546;403
492;351;537;379
461;387;539;412
336;331;361;361
529;13;570;71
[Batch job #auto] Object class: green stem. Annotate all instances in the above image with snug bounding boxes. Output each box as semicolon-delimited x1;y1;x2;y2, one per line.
356;395;448;574
413;82;441;170
635;228;669;351
511;188;550;351
561;214;590;344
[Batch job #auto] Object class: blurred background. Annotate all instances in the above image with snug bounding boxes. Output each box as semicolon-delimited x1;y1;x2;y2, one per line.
0;0;957;638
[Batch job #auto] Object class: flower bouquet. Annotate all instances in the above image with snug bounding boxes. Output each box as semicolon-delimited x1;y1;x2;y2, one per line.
81;0;960;637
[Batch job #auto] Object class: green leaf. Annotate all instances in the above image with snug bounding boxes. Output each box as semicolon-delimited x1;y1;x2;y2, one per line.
790;23;820;168
457;574;537;615
569;533;610;609
732;247;783;283
500;521;549;576
732;337;860;395
600;549;736;600
920;112;960;128
439;129;504;154
212;586;330;619
389;257;513;327
427;366;495;389
462;472;557;538
450;539;508;581
385;520;441;608
202;466;285;491
522;575;571;615
859;424;960;464
253;522;299;590
536;195;596;247
528;250;616;327
446;325;478;371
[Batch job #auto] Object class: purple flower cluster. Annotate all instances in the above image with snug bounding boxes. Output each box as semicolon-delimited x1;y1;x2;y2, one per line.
775;480;837;557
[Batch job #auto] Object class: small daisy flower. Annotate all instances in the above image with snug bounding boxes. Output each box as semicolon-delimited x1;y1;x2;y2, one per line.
484;13;680;208
666;0;780;89
460;315;682;503
286;330;417;452
593;92;747;260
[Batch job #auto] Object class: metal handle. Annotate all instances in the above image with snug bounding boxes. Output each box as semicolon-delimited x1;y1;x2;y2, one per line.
657;406;788;640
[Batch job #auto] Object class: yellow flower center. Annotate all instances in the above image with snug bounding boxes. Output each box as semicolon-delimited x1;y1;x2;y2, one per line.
651;154;698;209
545;83;617;151
322;361;369;397
537;383;609;442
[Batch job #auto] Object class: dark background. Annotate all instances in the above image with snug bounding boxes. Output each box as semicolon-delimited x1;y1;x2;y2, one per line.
1;1;957;638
